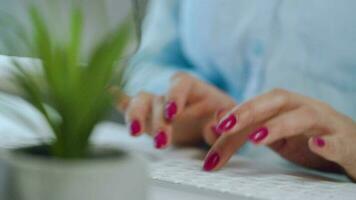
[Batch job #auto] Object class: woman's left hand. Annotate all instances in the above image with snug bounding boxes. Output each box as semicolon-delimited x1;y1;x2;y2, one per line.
204;88;356;181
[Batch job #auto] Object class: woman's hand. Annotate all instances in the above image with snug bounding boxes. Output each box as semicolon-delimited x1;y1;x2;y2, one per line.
204;88;356;181
118;72;236;148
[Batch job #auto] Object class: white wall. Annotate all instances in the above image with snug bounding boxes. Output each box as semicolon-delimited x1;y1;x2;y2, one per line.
0;0;135;57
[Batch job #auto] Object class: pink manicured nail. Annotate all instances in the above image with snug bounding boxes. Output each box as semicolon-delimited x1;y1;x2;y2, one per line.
248;127;268;144
130;119;141;136
313;137;325;147
164;101;177;121
154;130;168;149
203;152;220;171
211;125;222;137
216;114;237;133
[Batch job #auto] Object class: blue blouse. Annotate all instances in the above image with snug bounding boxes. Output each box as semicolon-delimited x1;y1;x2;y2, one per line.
126;0;356;120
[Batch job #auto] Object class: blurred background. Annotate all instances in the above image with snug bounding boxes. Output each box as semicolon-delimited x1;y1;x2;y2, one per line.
0;0;149;134
0;0;149;68
0;0;146;54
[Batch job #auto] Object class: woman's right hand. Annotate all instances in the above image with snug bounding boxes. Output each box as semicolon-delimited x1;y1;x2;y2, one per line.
118;72;236;149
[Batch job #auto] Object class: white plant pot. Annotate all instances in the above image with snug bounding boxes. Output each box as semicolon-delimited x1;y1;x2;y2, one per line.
0;146;148;200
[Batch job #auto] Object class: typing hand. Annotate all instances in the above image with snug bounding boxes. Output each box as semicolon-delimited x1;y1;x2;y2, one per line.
118;72;236;148
204;89;356;181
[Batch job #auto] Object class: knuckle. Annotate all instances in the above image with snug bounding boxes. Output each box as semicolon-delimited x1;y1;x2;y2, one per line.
172;72;191;82
127;102;144;116
279;118;294;135
334;137;353;165
269;118;294;140
137;91;151;98
131;92;149;105
131;96;145;107
169;72;194;94
303;106;318;117
128;93;154;114
243;102;257;125
153;95;164;104
271;88;289;106
271;88;287;96
302;106;319;126
316;101;335;114
326;141;342;163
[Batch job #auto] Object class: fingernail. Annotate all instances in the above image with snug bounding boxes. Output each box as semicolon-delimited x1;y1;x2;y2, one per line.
216;114;237;133
154;130;168;149
203;151;220;171
130;119;141;136
248;127;268;144
211;125;222;137
164;101;177;121
313;137;325;147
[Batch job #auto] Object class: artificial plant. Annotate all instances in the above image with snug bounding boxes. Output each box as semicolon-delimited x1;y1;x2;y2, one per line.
0;3;130;158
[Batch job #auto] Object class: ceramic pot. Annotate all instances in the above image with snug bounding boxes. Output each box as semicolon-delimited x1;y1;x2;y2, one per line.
0;145;148;200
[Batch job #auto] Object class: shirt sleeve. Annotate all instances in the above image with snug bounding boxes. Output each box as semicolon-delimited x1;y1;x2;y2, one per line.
124;0;203;96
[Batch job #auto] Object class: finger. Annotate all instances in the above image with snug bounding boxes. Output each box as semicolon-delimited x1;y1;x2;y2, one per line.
202;127;255;171
203;89;303;171
171;100;219;146
244;106;340;172
164;73;195;121
152;96;172;149
267;135;342;172
308;134;350;167
202;120;222;146
249;106;330;145
203;108;232;146
215;89;304;135
125;92;154;136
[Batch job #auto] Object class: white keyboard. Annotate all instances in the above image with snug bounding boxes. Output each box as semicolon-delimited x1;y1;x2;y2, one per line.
150;155;356;200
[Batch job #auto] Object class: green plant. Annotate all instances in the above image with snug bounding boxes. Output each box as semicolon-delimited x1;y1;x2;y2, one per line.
0;4;130;158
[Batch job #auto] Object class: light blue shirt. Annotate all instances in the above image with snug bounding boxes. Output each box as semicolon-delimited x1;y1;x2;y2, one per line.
126;0;356;120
